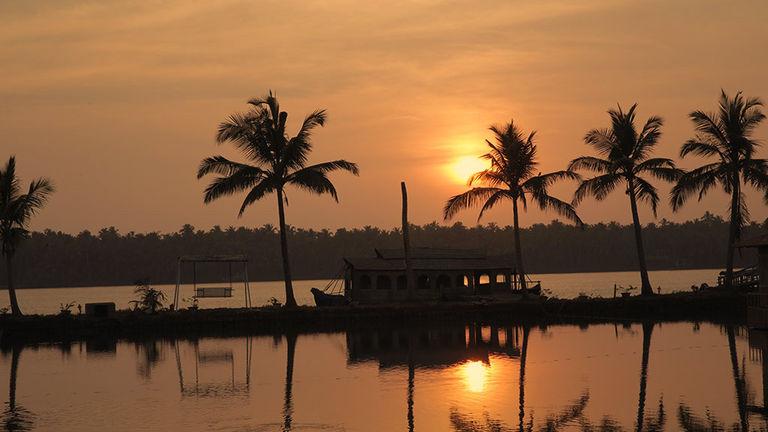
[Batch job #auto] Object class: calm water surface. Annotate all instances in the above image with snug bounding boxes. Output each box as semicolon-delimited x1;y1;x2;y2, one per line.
0;321;765;431
7;268;720;315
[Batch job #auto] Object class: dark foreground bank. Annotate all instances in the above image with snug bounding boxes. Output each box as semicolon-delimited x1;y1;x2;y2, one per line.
0;290;746;344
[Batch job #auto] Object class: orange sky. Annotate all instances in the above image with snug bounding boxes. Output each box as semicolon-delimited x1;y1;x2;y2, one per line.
1;0;767;233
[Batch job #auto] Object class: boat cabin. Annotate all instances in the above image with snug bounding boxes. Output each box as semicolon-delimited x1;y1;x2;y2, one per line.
343;248;526;303
741;234;768;329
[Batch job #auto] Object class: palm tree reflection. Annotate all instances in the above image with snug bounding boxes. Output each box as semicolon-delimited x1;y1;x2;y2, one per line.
283;332;297;432
1;345;33;431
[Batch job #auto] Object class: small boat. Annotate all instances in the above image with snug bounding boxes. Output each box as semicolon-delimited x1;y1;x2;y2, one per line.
527;283;542;296
311;287;348;307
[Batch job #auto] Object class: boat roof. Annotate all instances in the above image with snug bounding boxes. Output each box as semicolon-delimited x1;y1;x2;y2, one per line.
345;248;513;271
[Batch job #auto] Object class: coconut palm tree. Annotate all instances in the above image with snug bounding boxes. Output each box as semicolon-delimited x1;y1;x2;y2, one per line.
0;156;55;316
569;104;681;296
197;91;359;307
443;120;582;292
671;91;768;289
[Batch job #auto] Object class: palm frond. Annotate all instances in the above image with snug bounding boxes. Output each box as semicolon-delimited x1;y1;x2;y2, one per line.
286;168;340;202
567;156;612;173
202;170;264;204
573;173;623;205
477;189;511;221
537;195;583;225
634;158;682;182
443;187;504;221
237;180;279;216
584;128;617;157
197;156;265;179
669;163;723;210
679;139;725;159
633;177;660;217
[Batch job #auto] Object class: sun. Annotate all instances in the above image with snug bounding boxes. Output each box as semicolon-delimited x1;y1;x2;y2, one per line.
449;155;488;185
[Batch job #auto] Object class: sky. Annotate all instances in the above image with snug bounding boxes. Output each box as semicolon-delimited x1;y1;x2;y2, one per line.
1;0;768;234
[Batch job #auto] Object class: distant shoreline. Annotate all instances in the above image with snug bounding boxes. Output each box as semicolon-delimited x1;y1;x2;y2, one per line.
0;266;724;291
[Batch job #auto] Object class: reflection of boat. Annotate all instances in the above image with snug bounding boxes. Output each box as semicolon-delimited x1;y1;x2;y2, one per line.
347;322;524;370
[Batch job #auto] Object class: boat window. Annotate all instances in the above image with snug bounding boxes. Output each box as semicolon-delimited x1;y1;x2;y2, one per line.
496;273;507;283
376;275;392;290
396;275;407;290
359;275;372;289
417;275;431;289
478;274;490;284
437;274;451;289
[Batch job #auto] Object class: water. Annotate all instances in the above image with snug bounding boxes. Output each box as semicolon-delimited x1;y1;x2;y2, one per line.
4;268;719;315
0;320;763;431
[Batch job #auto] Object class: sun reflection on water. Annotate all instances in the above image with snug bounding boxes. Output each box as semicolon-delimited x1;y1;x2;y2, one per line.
461;360;490;393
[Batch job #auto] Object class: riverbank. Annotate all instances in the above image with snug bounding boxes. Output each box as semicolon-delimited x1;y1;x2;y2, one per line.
0;289;746;344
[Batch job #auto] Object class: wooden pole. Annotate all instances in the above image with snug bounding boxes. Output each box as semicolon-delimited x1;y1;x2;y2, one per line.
402;182;415;299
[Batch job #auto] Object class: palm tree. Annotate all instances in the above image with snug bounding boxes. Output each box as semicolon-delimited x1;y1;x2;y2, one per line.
0;156;55;316
569;104;681;296
443;120;582;292
671;91;768;289
197;91;359;307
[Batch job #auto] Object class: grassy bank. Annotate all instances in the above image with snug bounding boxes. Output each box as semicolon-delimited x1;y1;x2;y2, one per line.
0;289;746;345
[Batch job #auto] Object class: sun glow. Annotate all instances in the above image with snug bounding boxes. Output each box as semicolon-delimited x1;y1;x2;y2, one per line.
461;360;490;393
449;156;488;185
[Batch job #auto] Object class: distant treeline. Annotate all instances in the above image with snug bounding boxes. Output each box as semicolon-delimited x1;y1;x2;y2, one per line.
1;212;764;288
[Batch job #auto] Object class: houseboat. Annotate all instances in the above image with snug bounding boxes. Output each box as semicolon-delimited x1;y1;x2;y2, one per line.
342;247;537;303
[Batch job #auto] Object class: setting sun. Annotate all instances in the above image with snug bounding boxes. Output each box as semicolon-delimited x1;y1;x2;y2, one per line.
450;156;488;185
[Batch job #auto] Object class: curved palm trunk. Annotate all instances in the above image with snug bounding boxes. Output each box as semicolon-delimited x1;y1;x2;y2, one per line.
727;325;748;431
283;332;297;432
512;198;528;293
724;177;741;290
627;180;653;295
5;255;21;316
276;189;297;308
636;322;654;432
518;325;530;432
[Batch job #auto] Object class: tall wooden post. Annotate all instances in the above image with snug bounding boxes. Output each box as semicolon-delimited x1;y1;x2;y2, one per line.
402;182;415;300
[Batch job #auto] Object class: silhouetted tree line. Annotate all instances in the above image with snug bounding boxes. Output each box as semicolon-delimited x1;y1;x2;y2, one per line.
0;211;762;289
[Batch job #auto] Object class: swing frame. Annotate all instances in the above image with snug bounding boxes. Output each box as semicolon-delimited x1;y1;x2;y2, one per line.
173;255;252;310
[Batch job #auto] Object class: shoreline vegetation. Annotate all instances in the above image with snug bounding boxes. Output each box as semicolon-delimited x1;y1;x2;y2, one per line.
0;289;746;344
0;214;759;290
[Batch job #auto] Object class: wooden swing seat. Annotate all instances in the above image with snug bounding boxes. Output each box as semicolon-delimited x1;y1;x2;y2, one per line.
194;287;234;298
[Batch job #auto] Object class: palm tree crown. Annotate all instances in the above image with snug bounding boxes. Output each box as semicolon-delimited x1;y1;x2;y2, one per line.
198;92;359;213
570;104;680;215
444;121;582;224
671;91;767;226
0;156;55;315
443;120;582;292
197;91;358;307
569;104;681;295
671;90;767;288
